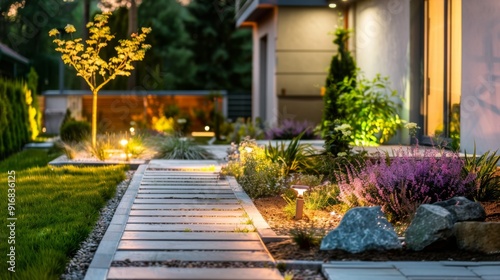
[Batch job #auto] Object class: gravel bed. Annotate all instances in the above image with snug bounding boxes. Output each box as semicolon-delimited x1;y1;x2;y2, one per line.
60;170;134;280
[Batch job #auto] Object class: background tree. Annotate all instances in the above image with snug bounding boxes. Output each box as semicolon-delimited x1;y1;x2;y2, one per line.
49;12;151;147
322;28;357;134
185;0;252;91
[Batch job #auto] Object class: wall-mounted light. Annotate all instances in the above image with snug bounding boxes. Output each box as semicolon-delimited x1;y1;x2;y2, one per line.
329;3;337;8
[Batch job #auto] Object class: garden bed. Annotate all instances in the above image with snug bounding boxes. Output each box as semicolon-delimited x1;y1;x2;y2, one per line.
255;196;500;262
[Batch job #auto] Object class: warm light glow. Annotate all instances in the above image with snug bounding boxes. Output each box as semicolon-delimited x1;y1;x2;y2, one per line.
244;147;253;153
204;125;210;131
130;127;135;133
120;139;128;147
42;127;47;133
292;185;309;197
328;3;337;8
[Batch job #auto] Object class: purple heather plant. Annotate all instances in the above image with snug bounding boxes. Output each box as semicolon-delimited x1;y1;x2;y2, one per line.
265;119;318;140
336;146;476;222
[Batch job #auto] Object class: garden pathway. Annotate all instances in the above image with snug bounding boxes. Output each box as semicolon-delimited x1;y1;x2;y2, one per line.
85;160;283;280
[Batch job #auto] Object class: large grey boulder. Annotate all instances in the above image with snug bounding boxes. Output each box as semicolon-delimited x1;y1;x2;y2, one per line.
454;222;500;254
433;196;486;223
405;204;454;251
320;206;401;253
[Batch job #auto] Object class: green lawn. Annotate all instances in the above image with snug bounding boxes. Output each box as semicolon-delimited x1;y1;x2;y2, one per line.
0;149;127;279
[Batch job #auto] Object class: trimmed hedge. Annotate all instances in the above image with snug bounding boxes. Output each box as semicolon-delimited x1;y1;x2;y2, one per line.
60;120;91;143
0;78;31;159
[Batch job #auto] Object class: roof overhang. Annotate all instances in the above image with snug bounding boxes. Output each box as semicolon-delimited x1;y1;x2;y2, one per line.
0;42;29;65
235;0;358;27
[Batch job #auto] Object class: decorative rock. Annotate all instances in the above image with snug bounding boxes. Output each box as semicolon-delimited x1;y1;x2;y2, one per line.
320;206;401;253
454;222;500;254
405;204;454;251
433;196;486;223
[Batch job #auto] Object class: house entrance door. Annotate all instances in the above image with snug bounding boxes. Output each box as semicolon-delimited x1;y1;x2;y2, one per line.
423;0;461;146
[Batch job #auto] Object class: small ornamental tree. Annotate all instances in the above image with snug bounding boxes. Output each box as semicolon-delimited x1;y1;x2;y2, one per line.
322;27;356;137
49;12;151;147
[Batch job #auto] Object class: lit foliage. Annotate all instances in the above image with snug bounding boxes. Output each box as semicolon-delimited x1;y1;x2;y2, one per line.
49;12;151;146
222;137;286;198
338;73;403;146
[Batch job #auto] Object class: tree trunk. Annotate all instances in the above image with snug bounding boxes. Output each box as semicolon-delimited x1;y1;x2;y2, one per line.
92;90;98;147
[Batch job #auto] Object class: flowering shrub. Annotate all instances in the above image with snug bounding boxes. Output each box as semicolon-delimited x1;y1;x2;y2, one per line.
323;121;353;156
221;137;286;198
336;147;476;222
265;119;317;140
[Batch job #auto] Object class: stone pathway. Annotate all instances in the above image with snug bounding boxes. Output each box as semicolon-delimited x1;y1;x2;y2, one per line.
322;261;500;280
85;160;282;280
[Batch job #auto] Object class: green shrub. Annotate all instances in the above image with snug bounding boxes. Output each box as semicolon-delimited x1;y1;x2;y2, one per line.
155;136;214;160
290;223;324;250
265;133;315;176
60;121;91;143
223;137;286;198
304;183;340;211
338;73;403;146
0;77;33;158
463;146;500;200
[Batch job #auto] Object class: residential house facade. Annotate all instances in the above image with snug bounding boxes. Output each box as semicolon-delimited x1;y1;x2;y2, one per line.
236;0;500;154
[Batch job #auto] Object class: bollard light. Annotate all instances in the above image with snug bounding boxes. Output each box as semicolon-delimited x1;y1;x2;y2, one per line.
119;139;129;161
291;185;309;220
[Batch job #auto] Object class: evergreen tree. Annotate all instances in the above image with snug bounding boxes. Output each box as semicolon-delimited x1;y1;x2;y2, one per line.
322;27;356;132
185;0;251;91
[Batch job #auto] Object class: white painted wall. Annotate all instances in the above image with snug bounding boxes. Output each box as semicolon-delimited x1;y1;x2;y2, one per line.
461;0;500;154
352;0;410;144
275;7;338;124
252;9;278;126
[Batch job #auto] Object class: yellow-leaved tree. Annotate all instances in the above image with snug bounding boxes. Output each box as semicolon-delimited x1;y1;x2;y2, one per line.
49;12;151;147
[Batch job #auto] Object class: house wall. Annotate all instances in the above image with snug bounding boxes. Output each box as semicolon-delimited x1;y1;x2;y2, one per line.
461;0;500;154
351;0;411;144
252;9;278;126
275;6;338;125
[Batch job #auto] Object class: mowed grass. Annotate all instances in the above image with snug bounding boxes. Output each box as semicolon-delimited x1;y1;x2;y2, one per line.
0;149;127;279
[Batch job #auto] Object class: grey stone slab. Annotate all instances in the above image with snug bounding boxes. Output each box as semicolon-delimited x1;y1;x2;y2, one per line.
324;262;396;269
468;266;500;276
125;222;255;232
129;209;245;217
139;185;231;189
127;216;245;224
482;277;500;280
110;214;128;225
101;230;123;242
83;268;108;280
322;268;404;279
133;198;240;204
117;240;266;251
113;250;273;262
121;231;261;241
136;193;236;199
106;224;124;232
88;253;115;268
406;276;482;280
95;240;119;254
107;267;283;280
130;203;242;210
398;267;478;277
137;189;233;194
